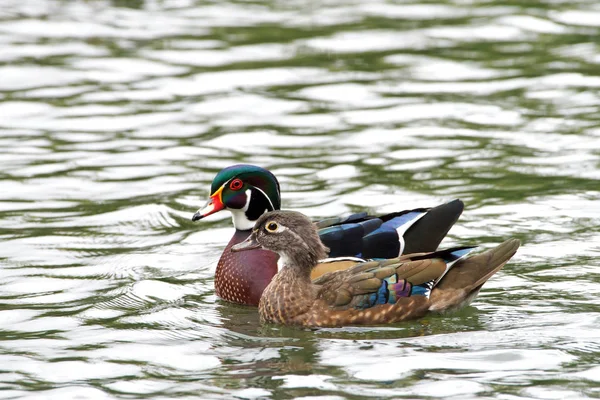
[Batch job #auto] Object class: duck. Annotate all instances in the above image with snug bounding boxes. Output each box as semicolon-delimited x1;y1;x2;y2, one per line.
192;164;464;306
231;210;520;327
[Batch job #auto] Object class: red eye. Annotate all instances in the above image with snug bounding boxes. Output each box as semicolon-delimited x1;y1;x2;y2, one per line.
229;178;243;191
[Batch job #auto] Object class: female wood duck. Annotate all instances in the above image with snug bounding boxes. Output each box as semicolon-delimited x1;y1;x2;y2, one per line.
231;210;520;327
192;164;464;306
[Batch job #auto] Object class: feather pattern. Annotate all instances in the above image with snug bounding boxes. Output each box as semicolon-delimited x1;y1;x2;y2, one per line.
318;210;431;259
235;209;521;327
316;202;465;260
313;246;476;311
197;165;465;306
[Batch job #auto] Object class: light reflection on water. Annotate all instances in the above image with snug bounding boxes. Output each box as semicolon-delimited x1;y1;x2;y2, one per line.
1;0;599;398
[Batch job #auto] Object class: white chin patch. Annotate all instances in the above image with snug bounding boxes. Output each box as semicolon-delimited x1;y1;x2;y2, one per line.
230;210;256;231
230;189;258;231
276;254;291;271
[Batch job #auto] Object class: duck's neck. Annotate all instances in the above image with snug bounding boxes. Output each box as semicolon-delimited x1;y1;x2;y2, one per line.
277;255;314;285
230;210;257;231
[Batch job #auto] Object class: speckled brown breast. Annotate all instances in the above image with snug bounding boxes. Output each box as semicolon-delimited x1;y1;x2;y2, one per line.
258;268;315;324
215;230;279;306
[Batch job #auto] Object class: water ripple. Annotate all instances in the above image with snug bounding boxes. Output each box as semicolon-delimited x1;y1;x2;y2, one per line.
1;0;599;398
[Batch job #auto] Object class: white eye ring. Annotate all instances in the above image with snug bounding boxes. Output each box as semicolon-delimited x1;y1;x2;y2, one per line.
265;221;279;233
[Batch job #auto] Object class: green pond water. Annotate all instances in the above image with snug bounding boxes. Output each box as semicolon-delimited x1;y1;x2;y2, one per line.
1;0;599;398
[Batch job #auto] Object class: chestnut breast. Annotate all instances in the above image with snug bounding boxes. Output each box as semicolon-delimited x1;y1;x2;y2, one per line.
215;230;279;306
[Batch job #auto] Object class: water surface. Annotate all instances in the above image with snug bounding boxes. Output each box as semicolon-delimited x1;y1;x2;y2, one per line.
1;0;599;399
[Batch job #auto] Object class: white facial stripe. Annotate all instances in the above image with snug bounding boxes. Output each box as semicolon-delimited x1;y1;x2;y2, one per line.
211;179;230;197
252;185;275;210
230;190;253;230
242;189;251;211
281;224;310;251
274;224;287;233
216;176;274;213
212;173;277;230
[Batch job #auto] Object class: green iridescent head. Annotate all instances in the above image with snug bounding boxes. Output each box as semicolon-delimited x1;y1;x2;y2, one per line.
192;164;281;230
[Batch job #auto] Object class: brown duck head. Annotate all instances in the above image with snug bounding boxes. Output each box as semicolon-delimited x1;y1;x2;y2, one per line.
231;210;329;272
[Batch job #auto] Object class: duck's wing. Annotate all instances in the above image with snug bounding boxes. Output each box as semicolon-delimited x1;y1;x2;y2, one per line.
311;257;366;281
314;247;475;311
315;199;464;261
429;238;520;313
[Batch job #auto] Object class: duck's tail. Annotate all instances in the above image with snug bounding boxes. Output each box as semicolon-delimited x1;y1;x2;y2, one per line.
401;199;464;254
317;199;464;260
428;238;520;313
360;199;464;259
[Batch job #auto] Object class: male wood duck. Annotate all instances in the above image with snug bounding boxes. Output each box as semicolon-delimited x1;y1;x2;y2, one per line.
231;210;520;327
192;164;464;306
